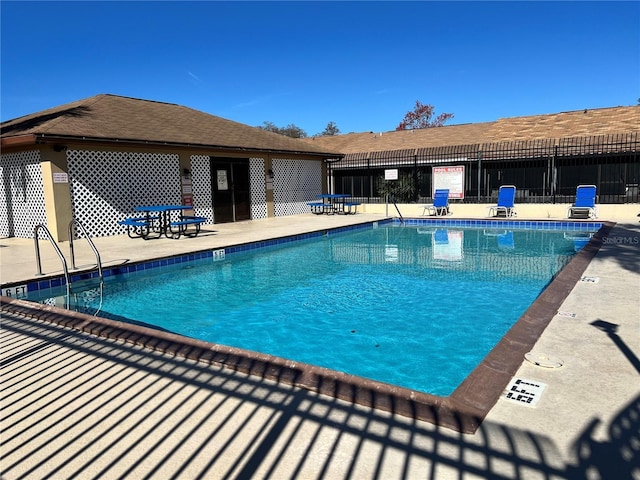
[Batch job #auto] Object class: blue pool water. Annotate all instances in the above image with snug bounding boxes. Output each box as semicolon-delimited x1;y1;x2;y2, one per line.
28;223;598;396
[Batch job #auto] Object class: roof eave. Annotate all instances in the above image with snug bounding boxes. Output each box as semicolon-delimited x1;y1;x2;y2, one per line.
16;134;343;159
0;134;38;148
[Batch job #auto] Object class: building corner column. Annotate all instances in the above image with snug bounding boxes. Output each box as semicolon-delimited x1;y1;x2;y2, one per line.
41;149;73;242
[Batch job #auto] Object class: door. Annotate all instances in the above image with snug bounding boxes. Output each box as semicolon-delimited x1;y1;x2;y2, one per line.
211;159;251;223
232;162;251;221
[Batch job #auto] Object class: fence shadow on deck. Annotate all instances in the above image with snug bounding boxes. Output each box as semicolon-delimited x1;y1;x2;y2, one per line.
2;313;634;480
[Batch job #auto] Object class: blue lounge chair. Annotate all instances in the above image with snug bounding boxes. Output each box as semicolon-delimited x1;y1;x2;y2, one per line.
498;231;515;250
488;185;517;218
483;229;514;250
422;189;450;216
433;228;449;244
564;232;593;252
567;185;597;219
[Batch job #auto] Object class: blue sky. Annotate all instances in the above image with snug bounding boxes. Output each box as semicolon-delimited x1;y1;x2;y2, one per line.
1;1;639;135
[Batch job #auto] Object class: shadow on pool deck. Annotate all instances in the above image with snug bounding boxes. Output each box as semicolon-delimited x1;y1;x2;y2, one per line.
1;216;639;478
1;313;638;479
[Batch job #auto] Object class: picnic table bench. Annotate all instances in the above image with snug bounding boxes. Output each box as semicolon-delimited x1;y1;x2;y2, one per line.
117;216;159;239
341;202;361;214
307;201;334;215
168;216;207;238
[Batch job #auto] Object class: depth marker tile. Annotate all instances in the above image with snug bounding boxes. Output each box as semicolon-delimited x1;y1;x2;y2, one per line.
502;377;547;407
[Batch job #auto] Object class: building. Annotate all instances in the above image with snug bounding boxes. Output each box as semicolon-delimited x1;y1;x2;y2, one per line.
3;96;638;241
1;94;342;240
303;106;640;205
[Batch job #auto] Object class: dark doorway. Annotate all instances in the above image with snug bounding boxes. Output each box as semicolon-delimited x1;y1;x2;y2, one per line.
210;158;251;223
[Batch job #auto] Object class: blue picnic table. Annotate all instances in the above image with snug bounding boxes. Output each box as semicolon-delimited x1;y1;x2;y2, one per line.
118;205;206;239
307;194;360;215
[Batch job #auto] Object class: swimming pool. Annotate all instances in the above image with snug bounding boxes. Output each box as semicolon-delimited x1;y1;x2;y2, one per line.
22;219;601;397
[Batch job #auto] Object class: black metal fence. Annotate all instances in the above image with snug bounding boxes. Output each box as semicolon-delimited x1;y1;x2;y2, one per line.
330;132;640;204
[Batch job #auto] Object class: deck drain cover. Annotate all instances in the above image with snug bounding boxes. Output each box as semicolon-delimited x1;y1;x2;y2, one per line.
502;378;547;407
525;352;564;368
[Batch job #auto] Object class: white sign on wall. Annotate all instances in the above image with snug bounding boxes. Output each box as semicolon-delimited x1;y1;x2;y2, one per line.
53;172;69;183
385;169;398;180
217;170;228;190
433;166;465;199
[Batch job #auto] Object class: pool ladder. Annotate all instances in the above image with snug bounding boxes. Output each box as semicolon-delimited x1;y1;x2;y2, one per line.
34;220;104;311
389;196;405;224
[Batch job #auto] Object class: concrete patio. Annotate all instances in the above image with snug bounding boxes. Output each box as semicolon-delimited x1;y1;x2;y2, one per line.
1;212;638;479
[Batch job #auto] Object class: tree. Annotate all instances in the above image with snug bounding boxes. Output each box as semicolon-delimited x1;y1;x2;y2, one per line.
317;121;341;137
395;101;454;130
378;174;416;203
257;121;280;133
280;124;307;138
377;170;427;203
257;121;307;138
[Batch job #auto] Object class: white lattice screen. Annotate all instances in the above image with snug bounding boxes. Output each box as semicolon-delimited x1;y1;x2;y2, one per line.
190;155;213;222
68;150;181;237
0;150;47;238
249;157;267;219
272;158;323;216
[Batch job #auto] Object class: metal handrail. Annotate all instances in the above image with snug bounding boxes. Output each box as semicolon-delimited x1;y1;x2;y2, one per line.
68;220;104;280
390;196;405;224
34;224;71;303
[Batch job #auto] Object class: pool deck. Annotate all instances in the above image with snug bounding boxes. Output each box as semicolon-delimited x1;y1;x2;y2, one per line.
1;213;639;479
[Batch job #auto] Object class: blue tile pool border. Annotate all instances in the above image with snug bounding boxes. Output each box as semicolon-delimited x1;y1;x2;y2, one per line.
397;218;603;231
2;218;603;297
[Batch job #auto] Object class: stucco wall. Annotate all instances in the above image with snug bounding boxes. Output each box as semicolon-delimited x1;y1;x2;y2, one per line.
360;202;640;222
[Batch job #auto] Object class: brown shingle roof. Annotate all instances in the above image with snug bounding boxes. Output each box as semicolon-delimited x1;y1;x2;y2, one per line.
488;106;640;142
304;122;495;154
303;105;640;153
0;94;342;157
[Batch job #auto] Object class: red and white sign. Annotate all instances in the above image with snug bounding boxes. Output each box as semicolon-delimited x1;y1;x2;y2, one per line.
433;166;465;199
182;194;193;207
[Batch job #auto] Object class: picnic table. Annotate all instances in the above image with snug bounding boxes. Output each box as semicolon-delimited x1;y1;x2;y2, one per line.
307;194;360;215
118;205;206;239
